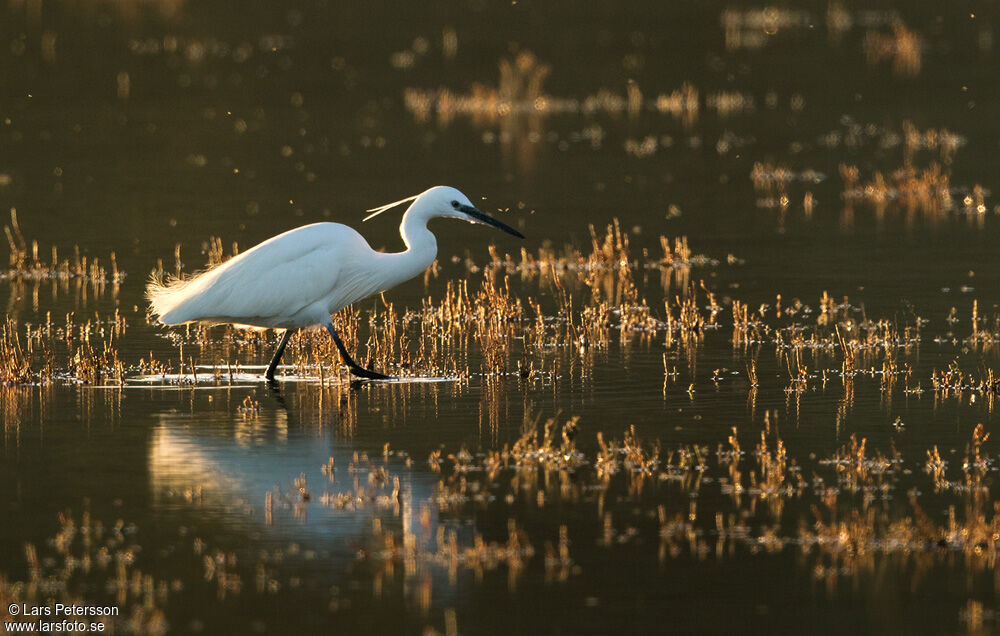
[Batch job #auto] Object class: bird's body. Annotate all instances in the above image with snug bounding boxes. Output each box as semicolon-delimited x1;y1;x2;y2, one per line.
149;221;433;329
147;185;523;380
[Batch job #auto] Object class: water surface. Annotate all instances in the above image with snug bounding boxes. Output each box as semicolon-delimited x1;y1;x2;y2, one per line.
2;1;1000;634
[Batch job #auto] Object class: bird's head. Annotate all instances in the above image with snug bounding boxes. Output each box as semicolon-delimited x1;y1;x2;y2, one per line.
364;185;525;238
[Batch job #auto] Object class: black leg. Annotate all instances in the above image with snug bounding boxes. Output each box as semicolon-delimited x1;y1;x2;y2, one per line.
325;324;392;380
265;329;295;380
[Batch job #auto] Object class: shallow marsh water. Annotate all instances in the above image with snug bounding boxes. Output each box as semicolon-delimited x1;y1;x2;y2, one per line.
2;1;1000;634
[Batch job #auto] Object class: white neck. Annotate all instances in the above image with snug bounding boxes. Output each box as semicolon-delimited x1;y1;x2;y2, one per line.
378;199;438;290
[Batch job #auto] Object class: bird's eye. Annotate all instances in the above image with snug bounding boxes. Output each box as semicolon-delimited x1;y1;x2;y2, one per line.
450;200;460;209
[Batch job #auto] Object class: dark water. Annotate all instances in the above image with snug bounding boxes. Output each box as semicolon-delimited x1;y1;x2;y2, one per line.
2;1;1000;634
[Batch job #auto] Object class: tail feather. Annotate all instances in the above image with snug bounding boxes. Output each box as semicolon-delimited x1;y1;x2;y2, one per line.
146;273;204;324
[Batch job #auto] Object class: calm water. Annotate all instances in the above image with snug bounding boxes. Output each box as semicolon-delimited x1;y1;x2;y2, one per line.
2;1;1000;634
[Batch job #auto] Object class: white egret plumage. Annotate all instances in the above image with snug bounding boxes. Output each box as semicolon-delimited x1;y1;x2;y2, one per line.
146;185;524;381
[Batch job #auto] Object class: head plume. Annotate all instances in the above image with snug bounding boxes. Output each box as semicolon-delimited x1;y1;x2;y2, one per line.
363;194;420;222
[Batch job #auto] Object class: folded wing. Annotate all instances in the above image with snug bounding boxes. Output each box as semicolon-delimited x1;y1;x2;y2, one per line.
147;223;365;327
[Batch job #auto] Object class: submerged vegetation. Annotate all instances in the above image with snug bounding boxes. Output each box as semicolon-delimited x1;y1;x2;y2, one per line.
4;210;125;287
5;414;1000;634
0;217;996;416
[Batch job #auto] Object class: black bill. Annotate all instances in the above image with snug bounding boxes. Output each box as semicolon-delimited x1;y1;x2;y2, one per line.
459;204;525;238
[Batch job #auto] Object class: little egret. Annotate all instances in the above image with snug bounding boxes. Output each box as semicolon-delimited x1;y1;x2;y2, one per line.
147;186;524;381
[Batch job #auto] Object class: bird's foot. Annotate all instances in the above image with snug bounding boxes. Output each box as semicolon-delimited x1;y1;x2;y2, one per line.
348;365;393;381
